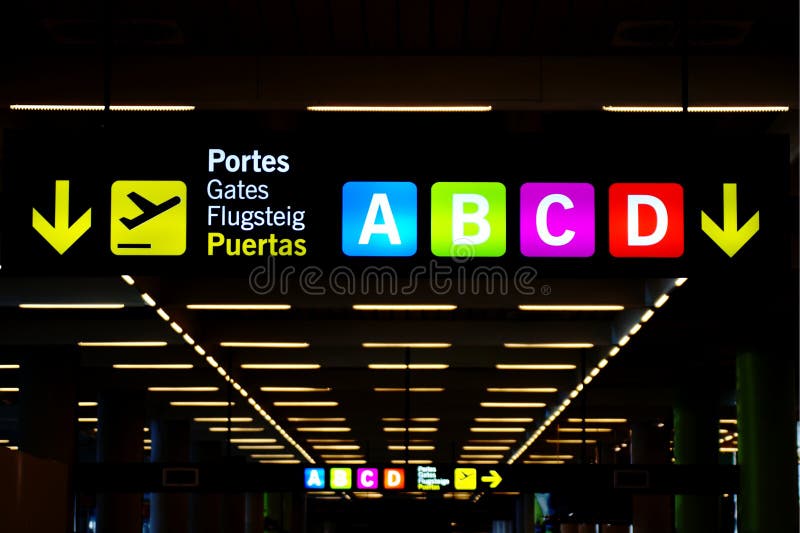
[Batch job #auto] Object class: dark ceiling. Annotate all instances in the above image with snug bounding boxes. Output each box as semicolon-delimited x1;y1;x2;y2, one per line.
2;0;796;55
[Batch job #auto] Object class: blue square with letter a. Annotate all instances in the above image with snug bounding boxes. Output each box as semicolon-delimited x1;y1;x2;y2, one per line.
342;182;417;256
304;468;326;489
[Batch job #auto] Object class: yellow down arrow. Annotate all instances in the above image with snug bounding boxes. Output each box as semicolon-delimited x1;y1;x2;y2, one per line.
480;469;502;489
700;183;759;258
32;180;92;255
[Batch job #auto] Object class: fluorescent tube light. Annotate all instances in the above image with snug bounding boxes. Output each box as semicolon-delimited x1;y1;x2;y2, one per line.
518;305;624;311
19;303;124;309
307;105;492;112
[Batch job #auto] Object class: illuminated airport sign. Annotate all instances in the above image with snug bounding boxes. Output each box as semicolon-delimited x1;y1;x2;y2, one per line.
1;130;785;276
301;465;501;492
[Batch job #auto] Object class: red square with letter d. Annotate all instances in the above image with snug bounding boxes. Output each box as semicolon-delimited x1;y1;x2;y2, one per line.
609;183;684;258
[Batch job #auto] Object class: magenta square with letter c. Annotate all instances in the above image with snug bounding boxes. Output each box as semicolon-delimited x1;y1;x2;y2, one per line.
356;468;379;489
520;183;595;257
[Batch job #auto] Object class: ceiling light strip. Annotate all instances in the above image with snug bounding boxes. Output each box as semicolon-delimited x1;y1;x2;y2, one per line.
503;343;594;349
517;304;624;311
362;342;451;349
114;364;193;370
602;105;789;114
352;304;457;311
118;274;315;464
9;104;195;112
78;341;167;347
187;304;291;310
221;342;309;348
307;105;492;112
19;303;125;309
506;278;687;465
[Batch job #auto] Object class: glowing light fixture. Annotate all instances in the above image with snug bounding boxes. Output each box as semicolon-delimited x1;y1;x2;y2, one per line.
221;342;309;348
654;294;670;308
383;427;438;433
187;304;291;310
148;386;218;392
11;104;196;112
296;427;352;432
518;305;624;311
568;418;627;424
495;364;576;370
260;387;331;392
208;427;264;432
307;105;492;112
288;417;346;422
194;417;253;423
114;364;192;369
474;418;533;423
470;427;526;433
368;363;449;370
10;104;106;111
273;401;338;407
79;341;167;347
170;401;234;407
241;364;320;370
374;387;444;392
353;304;457;311
601;106;683;113
558;427;612;433
486;388;556;393
688;106;789;113
362;343;451;349
503;343;593;349
480;402;546;408
19;303;124;309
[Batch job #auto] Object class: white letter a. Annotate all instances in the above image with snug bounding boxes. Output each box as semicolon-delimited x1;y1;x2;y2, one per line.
359;193;401;245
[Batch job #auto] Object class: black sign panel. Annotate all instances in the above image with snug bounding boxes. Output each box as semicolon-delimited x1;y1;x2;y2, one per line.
1;124;791;280
74;462;739;495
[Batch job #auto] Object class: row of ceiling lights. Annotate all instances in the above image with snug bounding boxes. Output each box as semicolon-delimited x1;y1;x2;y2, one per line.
119;275;315;464
506;279;688;465
8;105;791;113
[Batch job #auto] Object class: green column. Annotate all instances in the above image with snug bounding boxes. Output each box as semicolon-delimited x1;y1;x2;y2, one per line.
736;351;799;533
673;373;719;533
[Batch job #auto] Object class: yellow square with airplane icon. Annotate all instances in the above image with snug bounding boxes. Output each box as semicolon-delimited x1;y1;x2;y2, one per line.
454;468;477;491
111;180;187;255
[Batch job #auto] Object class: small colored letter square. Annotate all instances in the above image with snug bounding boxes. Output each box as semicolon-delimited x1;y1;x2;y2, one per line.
304;468;326;489
431;182;506;257
356;468;379;489
342;182;417;256
520;183;595;257
329;468;352;490
609;183;684;258
383;468;405;489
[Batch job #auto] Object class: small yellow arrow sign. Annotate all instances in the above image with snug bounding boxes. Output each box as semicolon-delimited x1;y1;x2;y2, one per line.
700;183;759;258
480;469;502;489
32;180;92;255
